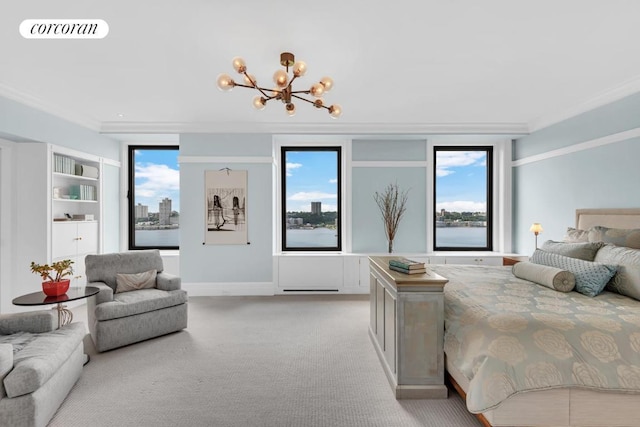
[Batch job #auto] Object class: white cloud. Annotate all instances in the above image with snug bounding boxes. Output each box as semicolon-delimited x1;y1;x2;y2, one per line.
436;151;486;177
436;200;486;213
135;163;179;199
286;162;302;177
288;191;337;201
328;178;337;184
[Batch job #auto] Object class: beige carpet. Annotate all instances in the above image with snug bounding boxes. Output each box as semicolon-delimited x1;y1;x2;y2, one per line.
49;295;481;427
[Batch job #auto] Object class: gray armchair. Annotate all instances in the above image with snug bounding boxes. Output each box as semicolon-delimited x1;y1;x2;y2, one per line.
85;249;188;352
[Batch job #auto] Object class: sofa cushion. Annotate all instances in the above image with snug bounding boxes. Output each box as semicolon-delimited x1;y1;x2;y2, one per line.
530;249;617;297
3;322;85;398
594;244;640;301
94;289;188;321
116;269;157;293
0;343;13;398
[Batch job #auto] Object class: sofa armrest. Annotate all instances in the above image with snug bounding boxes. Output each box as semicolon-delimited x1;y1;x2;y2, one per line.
87;281;114;305
156;272;181;291
0;310;56;334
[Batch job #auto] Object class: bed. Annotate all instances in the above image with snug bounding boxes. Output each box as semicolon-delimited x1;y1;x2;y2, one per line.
434;208;640;427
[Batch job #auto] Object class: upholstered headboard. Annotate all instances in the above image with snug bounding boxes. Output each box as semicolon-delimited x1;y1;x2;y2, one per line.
576;208;640;230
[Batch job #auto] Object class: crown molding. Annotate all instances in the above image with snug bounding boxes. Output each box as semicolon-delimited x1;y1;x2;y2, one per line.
527;74;640;133
100;121;529;136
0;82;101;131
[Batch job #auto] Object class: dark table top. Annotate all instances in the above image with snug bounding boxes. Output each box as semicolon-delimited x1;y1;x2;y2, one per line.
12;286;100;306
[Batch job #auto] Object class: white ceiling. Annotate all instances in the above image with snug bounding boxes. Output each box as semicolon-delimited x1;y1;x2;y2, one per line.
2;1;640;136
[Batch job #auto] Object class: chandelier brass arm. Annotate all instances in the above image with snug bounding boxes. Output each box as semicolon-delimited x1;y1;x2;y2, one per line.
216;52;342;118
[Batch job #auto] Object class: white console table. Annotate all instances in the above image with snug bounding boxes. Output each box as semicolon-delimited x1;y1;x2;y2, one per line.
368;256;449;399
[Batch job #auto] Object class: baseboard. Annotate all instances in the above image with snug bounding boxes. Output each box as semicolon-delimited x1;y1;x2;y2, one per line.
182;282;275;296
183;282;371;296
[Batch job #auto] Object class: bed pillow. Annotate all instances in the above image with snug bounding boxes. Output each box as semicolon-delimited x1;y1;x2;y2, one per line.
540;240;603;261
115;269;157;293
512;262;575;292
588;226;640;249
594;244;640;301
530;249;617;297
564;227;589;243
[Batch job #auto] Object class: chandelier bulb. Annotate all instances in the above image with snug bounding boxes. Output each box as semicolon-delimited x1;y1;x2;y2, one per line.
216;73;235;91
252;96;266;110
292;61;307;77
285;103;296;116
328;104;342;119
310;83;324;98
244;74;257;87
273;69;289;88
313;99;324;108
319;76;333;92
232;57;246;74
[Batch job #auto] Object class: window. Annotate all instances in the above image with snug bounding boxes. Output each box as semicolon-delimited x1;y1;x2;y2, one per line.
128;146;179;250
281;147;341;251
433;146;493;251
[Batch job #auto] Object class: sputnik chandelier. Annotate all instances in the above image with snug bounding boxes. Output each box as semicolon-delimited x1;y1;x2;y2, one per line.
216;52;342;118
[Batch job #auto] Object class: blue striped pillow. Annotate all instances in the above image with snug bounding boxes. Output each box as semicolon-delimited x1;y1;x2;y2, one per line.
530;249;617;297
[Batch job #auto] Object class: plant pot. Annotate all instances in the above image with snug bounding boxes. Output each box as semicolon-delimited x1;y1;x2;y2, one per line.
42;279;70;296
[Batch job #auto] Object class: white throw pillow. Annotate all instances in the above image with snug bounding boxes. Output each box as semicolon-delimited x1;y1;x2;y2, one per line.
115;269;157;293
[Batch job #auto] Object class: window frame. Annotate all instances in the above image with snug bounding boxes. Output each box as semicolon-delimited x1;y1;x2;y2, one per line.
127;145;179;250
433;145;493;252
280;146;342;252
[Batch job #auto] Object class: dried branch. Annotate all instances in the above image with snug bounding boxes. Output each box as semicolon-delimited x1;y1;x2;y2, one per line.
373;182;409;252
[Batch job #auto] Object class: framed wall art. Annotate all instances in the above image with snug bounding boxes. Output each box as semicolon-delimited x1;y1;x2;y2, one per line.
204;169;247;244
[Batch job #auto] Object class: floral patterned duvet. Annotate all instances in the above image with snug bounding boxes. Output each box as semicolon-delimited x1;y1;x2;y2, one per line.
430;264;640;414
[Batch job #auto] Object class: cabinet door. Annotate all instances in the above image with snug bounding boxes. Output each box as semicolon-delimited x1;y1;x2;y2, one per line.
52;222;78;259
384;289;396;372
76;222;98;255
370;274;377;333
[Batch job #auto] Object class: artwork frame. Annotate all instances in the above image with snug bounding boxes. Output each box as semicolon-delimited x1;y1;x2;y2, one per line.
204;169;247;244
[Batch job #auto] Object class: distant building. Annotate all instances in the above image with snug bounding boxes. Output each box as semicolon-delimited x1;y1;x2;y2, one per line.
288;217;303;225
311;202;321;215
159;198;172;225
135;203;148;219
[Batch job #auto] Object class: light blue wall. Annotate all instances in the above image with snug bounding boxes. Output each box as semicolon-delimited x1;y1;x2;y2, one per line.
513;94;640;255
179;134;273;283
352;139;427;161
0;96;120;160
352;167;426;253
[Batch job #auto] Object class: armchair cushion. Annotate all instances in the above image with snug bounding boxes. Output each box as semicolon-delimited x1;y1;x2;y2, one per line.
95;289;188;321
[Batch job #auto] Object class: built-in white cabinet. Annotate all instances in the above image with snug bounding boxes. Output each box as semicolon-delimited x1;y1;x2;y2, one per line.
442;256;502;266
14;143;103;293
52;221;99;286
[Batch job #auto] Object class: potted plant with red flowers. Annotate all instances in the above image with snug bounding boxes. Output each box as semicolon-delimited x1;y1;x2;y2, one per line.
30;259;74;296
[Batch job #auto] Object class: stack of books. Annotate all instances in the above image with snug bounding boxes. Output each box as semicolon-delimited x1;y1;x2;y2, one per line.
388;258;427;275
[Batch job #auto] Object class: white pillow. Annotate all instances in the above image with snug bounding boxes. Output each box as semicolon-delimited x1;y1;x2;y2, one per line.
512;261;575;293
115;269;157;293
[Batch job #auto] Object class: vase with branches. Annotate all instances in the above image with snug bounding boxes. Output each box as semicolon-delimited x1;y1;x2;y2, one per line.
374;182;409;253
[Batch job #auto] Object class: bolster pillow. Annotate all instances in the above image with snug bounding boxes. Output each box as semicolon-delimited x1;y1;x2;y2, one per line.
512;261;576;292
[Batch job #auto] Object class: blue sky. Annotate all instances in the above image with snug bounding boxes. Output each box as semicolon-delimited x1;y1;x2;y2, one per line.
435;150;487;213
134;148;180;212
285;151;338;212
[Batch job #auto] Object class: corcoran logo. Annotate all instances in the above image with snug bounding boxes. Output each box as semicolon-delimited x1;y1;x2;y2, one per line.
19;19;109;39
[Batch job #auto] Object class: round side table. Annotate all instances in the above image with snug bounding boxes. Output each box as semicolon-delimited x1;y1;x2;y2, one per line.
13;286;100;328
